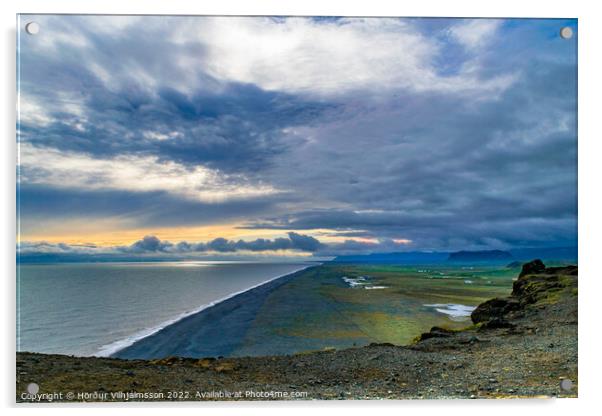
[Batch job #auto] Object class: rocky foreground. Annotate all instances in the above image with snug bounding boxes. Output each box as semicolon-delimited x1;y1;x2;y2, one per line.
17;260;577;401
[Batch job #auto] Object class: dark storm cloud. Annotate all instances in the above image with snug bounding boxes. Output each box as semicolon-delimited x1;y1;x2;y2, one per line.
242;28;577;251
192;232;323;253
18;184;283;232
18;17;336;173
19;75;333;173
126;235;173;253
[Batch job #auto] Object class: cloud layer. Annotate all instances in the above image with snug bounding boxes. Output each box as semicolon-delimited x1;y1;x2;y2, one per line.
121;232;324;254
17;16;577;254
19;232;324;256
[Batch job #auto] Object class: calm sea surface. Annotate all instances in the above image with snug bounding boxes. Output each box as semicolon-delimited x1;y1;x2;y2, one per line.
17;262;309;357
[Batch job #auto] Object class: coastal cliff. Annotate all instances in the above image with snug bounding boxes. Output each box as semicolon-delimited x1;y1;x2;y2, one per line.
17;260;577;401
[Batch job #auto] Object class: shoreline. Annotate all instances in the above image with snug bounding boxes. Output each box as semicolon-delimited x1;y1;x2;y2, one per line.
109;265;315;359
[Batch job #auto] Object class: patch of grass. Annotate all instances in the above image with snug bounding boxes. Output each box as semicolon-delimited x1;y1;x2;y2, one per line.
233;264;515;354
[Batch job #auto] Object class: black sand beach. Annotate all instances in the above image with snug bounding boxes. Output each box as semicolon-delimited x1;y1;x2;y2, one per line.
113;266;314;359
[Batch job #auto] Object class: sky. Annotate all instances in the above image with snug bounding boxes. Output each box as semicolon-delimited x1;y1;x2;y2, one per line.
17;16;577;259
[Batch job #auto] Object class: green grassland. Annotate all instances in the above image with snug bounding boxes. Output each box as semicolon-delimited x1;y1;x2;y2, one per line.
231;264;517;356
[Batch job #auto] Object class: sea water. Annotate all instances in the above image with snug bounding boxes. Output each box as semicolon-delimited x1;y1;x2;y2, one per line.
17;262;309;357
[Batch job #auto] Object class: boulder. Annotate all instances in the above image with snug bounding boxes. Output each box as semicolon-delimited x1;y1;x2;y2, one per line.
519;259;546;277
471;298;520;324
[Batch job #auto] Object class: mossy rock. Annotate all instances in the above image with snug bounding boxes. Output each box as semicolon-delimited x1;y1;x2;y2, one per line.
414;326;456;342
471;298;520;324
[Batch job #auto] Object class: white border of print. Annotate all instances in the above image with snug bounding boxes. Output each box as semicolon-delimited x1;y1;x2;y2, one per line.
2;1;600;415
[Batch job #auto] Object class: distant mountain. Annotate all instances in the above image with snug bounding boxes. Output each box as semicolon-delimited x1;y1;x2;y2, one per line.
331;246;577;266
332;251;449;264
508;247;577;262
447;250;513;263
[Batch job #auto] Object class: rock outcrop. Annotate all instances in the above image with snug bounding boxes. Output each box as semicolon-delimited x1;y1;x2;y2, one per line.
518;259;546;277
470;259;577;326
414;259;578;341
470;298;520;325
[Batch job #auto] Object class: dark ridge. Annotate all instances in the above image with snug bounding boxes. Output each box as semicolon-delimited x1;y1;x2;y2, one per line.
447;250;513;262
331;251;449;264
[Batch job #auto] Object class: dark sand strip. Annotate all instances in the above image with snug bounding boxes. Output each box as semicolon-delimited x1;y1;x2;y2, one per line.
112;267;314;360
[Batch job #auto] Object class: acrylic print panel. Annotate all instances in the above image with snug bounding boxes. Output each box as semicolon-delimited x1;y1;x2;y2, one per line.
16;15;577;402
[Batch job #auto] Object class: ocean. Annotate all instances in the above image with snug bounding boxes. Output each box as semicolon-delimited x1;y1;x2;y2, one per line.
17;261;310;357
